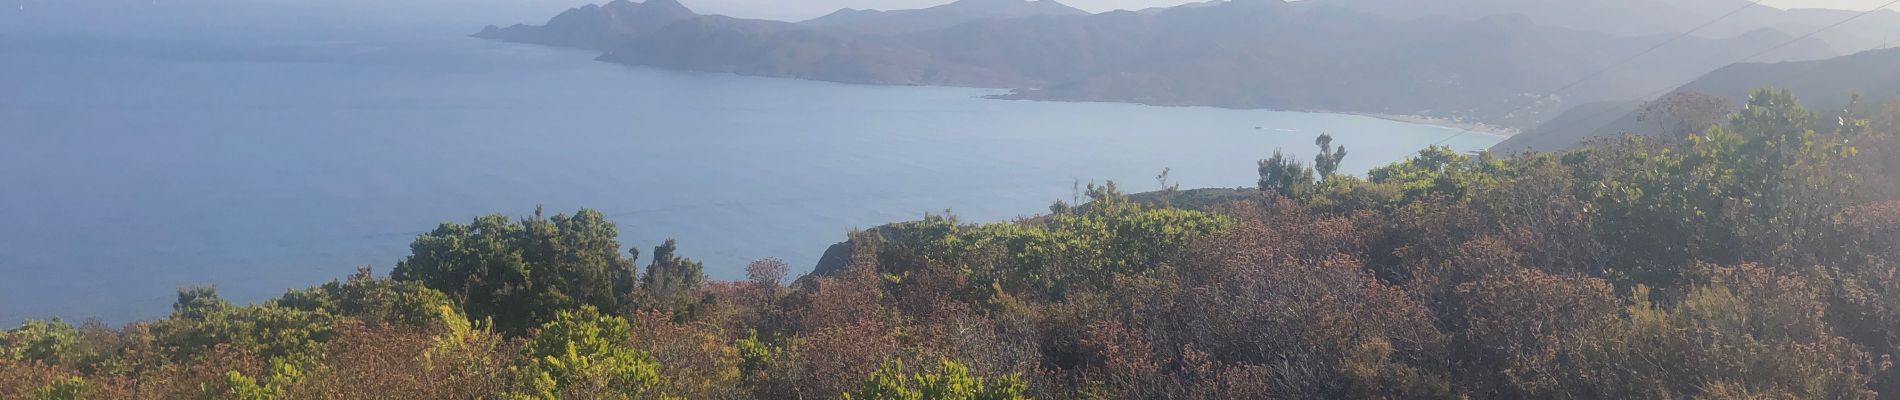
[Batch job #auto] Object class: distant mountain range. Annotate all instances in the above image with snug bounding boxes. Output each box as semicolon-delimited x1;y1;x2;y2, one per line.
476;0;1866;128
1319;0;1900;54
803;0;1088;34
1494;47;1900;153
475;0;697;50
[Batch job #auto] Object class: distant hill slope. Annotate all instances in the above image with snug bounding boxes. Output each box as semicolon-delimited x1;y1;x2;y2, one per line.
476;0;1837;128
473;0;696;50
597;15;1031;87
1488;100;1644;153
1494;47;1900;153
802;0;1089;35
1313;0;1900;54
1776;8;1900;53
1315;0;1755;38
975;4;1831;127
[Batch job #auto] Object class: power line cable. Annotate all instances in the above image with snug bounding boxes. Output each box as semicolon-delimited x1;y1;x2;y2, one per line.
1428;0;1766;145
1493;25;1900;153
1735;0;1900;63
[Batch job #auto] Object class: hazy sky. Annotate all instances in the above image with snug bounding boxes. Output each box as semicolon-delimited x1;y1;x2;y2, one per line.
1763;0;1900;10
680;0;1227;20
679;0;1900;21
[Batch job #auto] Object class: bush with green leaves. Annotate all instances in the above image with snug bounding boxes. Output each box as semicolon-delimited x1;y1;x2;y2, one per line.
510;306;662;400
844;360;1028;400
1367;145;1507;204
155;287;336;365
1577;88;1862;287
274;266;458;330
873;182;1228;301
32;377;93;400
393;208;642;335
2;319;82;365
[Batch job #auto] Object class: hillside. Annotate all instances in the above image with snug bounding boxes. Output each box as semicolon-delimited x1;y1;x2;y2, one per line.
1314;0;1763;37
1314;0;1900;54
1496;47;1900;153
475;0;1836;128
975;5;1832;127
1488;100;1644;153
802;0;1089;34
595;15;1031;86
472;0;696;50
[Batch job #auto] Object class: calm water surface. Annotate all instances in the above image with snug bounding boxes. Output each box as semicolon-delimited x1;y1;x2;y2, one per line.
0;1;1499;324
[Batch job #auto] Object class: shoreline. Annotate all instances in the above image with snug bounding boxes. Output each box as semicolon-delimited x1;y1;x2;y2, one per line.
1353;113;1520;138
488;31;1533;141
515;41;1529;139
987;90;1525;139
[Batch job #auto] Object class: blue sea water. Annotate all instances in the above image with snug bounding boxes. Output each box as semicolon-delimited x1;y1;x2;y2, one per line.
0;0;1499;324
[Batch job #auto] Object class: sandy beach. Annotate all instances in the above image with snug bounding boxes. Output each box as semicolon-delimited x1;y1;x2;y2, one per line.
1357;113;1521;138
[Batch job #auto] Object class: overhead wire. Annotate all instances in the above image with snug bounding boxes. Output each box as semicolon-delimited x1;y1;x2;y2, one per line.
1490;17;1900;152
1458;0;1900;147
1429;0;1767;145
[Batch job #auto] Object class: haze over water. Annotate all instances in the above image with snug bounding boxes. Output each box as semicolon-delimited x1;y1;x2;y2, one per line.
0;0;1498;324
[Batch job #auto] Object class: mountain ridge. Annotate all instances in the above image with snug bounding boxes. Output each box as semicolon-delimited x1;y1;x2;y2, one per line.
803;0;1089;34
474;0;1842;128
474;0;698;50
1312;0;1900;53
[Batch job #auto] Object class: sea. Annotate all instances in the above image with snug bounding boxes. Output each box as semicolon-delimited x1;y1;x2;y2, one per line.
0;0;1500;324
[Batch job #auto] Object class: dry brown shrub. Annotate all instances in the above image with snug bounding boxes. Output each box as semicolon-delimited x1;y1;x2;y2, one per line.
291;321;513;399
1457;268;1618;396
628;310;744;399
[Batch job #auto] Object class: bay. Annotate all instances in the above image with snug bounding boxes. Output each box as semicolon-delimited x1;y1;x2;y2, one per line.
0;1;1499;324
